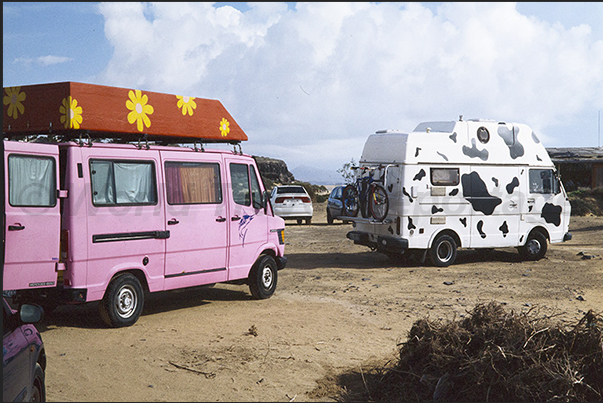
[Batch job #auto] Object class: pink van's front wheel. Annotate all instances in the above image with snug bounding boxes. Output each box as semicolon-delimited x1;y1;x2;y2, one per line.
248;255;278;300
99;273;145;328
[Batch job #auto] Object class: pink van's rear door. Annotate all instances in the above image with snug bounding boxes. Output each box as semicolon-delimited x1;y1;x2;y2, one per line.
4;140;61;290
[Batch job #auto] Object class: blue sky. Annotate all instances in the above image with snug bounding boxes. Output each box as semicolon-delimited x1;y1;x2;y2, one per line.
4;2;603;183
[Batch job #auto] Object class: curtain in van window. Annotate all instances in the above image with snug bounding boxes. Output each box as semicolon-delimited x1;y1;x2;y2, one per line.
8;155;56;207
165;162;221;204
91;160;156;205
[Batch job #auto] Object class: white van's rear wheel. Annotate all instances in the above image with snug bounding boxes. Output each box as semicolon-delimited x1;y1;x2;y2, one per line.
429;234;457;267
519;231;547;261
99;273;144;328
249;255;278;299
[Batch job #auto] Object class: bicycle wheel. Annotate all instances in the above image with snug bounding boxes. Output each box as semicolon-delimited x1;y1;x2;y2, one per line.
342;185;359;217
369;184;389;221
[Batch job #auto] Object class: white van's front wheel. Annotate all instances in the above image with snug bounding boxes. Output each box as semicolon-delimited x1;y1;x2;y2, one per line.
519;231;547;261
99;273;144;328
249;255;278;299
429;234;457;267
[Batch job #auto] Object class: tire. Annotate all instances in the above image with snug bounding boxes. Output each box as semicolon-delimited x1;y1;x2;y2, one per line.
31;362;45;402
297;219;303;225
369;184;389;221
305;218;312;225
248;255;278;299
99;273;144;328
429;234;457;267
327;208;334;224
342;185;359;217
519;231;547;261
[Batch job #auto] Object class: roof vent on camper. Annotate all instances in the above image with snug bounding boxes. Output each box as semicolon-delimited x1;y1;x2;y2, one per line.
375;129;398;134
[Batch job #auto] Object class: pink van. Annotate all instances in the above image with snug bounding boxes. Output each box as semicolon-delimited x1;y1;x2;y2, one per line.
3;82;286;327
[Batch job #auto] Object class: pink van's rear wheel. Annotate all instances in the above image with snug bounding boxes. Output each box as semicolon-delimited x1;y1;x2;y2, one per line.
99;273;144;328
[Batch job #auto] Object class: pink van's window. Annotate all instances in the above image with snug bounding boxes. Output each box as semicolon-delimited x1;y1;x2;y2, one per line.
230;163;250;206
165;162;222;204
90;160;157;205
8;154;56;207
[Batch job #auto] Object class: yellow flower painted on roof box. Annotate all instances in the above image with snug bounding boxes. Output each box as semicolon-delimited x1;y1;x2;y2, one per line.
219;118;230;137
59;96;83;129
126;89;154;132
3;86;26;120
176;95;196;116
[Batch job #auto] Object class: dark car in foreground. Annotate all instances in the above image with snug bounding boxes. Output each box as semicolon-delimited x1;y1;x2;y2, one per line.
3;297;46;402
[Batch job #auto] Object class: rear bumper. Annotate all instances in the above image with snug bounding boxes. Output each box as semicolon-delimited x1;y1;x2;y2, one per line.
346;231;409;253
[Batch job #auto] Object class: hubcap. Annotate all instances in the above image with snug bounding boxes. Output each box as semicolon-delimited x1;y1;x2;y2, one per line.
526;239;541;255
437;240;453;263
116;286;137;318
261;266;273;288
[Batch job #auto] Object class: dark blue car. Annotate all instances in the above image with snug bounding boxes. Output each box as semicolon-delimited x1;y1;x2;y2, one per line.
326;185;351;224
3;297;46;402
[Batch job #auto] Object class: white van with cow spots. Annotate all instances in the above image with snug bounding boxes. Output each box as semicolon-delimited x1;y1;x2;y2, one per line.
346;118;572;267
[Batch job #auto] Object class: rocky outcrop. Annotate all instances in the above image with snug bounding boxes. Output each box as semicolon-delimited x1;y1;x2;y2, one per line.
254;156;295;185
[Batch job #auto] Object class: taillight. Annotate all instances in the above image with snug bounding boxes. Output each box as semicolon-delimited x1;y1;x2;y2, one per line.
275;196;291;203
61;229;69;261
299;196;311;203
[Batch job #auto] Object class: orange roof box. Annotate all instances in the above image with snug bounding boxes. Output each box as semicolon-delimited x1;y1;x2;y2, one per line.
3;81;247;142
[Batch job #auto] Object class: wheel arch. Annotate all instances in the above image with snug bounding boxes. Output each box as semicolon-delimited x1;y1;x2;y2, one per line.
523;226;550;245
107;269;149;294
428;228;462;249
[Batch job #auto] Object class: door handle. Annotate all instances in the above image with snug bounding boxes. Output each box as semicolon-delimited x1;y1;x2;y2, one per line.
231;216;241;221
167;219;180;225
8;224;25;231
216;217;226;222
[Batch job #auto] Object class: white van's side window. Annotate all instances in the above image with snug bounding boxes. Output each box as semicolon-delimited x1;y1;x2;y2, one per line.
8;154;56;207
230;163;251;206
165;162;222;204
90;160;157;205
431;168;460;186
529;169;559;194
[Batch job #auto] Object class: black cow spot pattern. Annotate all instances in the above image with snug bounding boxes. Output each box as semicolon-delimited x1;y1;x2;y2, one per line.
499;221;509;237
461;171;502;215
408;217;416;230
432;205;443;214
531;131;541;144
497;125;525;159
529;205;533;212
462;138;489;161
477;220;487;239
541;202;562;226
415;147;421;157
437;151;449;161
459;217;467;227
449;188;459;196
536;155;542;161
413;169;426;181
492;177;499;187
449;132;457;143
402;187;414;203
506;177;519;194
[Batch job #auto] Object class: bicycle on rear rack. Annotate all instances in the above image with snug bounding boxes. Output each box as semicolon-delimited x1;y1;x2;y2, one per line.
342;166;389;221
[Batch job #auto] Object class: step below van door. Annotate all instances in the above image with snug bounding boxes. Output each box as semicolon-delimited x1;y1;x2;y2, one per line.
4;141;61;290
160;151;228;283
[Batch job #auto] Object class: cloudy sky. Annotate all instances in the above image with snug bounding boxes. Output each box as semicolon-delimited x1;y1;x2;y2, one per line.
3;2;603;183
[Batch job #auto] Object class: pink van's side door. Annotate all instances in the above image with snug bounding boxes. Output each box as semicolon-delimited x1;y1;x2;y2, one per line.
4;140;61;290
160;150;228;286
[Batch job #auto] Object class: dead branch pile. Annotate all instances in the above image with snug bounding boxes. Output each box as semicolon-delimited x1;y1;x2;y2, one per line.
363;302;602;402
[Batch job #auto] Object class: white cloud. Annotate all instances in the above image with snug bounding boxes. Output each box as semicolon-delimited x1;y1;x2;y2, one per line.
95;2;603;176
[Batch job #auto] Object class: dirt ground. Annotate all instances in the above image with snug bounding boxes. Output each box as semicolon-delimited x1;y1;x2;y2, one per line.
38;202;602;402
